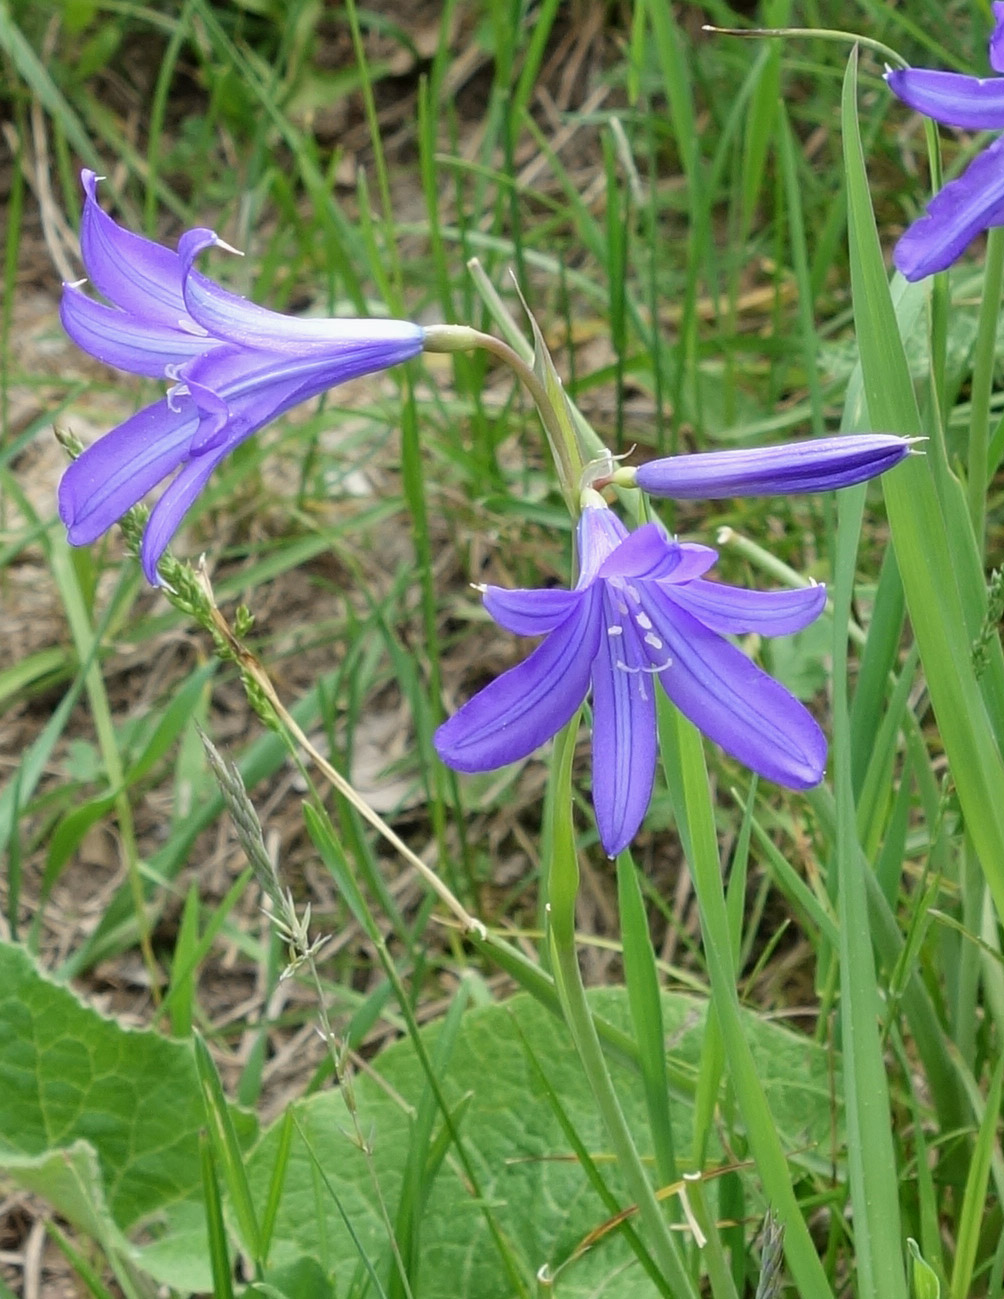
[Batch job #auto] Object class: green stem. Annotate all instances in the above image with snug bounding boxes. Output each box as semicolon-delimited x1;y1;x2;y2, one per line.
704;24;908;69
49;540;159;991
342;0;403;307
832;488;907;1299
661;706;834;1297
423;323;586;508
968;226;1004;554
545;723;700;1299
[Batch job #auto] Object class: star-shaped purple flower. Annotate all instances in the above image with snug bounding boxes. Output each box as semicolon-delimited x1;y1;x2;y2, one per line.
59;171;424;582
886;3;1004;279
435;501;827;855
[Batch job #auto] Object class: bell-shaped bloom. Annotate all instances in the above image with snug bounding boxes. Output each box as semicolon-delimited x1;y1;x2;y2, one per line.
627;433;912;499
59;171;424;582
886;3;1004;279
435;503;827;856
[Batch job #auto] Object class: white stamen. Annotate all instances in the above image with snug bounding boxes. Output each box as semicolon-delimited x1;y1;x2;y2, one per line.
635;611;653;630
166;382;190;413
644;632;664;650
64;277;88;289
616;657;672;675
616;600;629;615
626;584;641;603
164;362;184;382
607;625;624;637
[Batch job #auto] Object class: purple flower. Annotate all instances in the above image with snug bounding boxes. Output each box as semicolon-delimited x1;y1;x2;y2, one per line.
886;3;1004;279
629;434;912;498
435;503;826;856
59;171;424;582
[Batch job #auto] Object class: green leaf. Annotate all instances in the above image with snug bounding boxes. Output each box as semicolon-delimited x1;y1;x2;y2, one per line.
908;1239;941;1299
841;44;1004;928
0;1141;134;1260
247;988;841;1298
0;940;256;1290
0;941;839;1298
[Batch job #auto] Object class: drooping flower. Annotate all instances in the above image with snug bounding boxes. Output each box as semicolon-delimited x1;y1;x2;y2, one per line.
886;4;1004;279
435;497;827;856
59;171;424;582
613;433;913;498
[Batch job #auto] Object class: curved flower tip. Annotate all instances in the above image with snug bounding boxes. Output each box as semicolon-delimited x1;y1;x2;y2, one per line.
435;504;828;856
893;134;1004;280
60;169;425;580
887;8;1004;278
633;434;911;500
885;67;1004;131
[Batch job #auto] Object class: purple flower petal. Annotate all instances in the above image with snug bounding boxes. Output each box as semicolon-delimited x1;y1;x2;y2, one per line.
136;355;329;580
634;435;911;498
576;506;630;583
590;594;657;855
182;347;356;454
482;586;583;635
669;543;721;583
180;230;424;357
885;67;1004;130
991;3;1004;73
59;284;209;378
894;134;1004;279
79;171;191;327
434;586;601;771
596;522;683;581
58;396;199;544
639;587;827;788
181;337;424;456
61;172;429;580
138;437;233;583
664;580;826;636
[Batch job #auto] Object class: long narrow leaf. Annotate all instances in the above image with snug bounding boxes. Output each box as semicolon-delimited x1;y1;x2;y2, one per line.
841;47;1004;930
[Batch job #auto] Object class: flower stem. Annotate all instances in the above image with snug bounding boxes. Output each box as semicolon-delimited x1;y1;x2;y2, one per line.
194;563;484;939
968;226;1004;553
703;24;908;70
424;323;585;510
49;537;160;993
659;705;834;1297
544;722;701;1299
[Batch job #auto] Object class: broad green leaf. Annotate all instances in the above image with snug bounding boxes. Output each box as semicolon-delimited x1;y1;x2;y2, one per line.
0;1141;133;1259
0;940;256;1289
0;944;839;1298
248;988;841;1298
